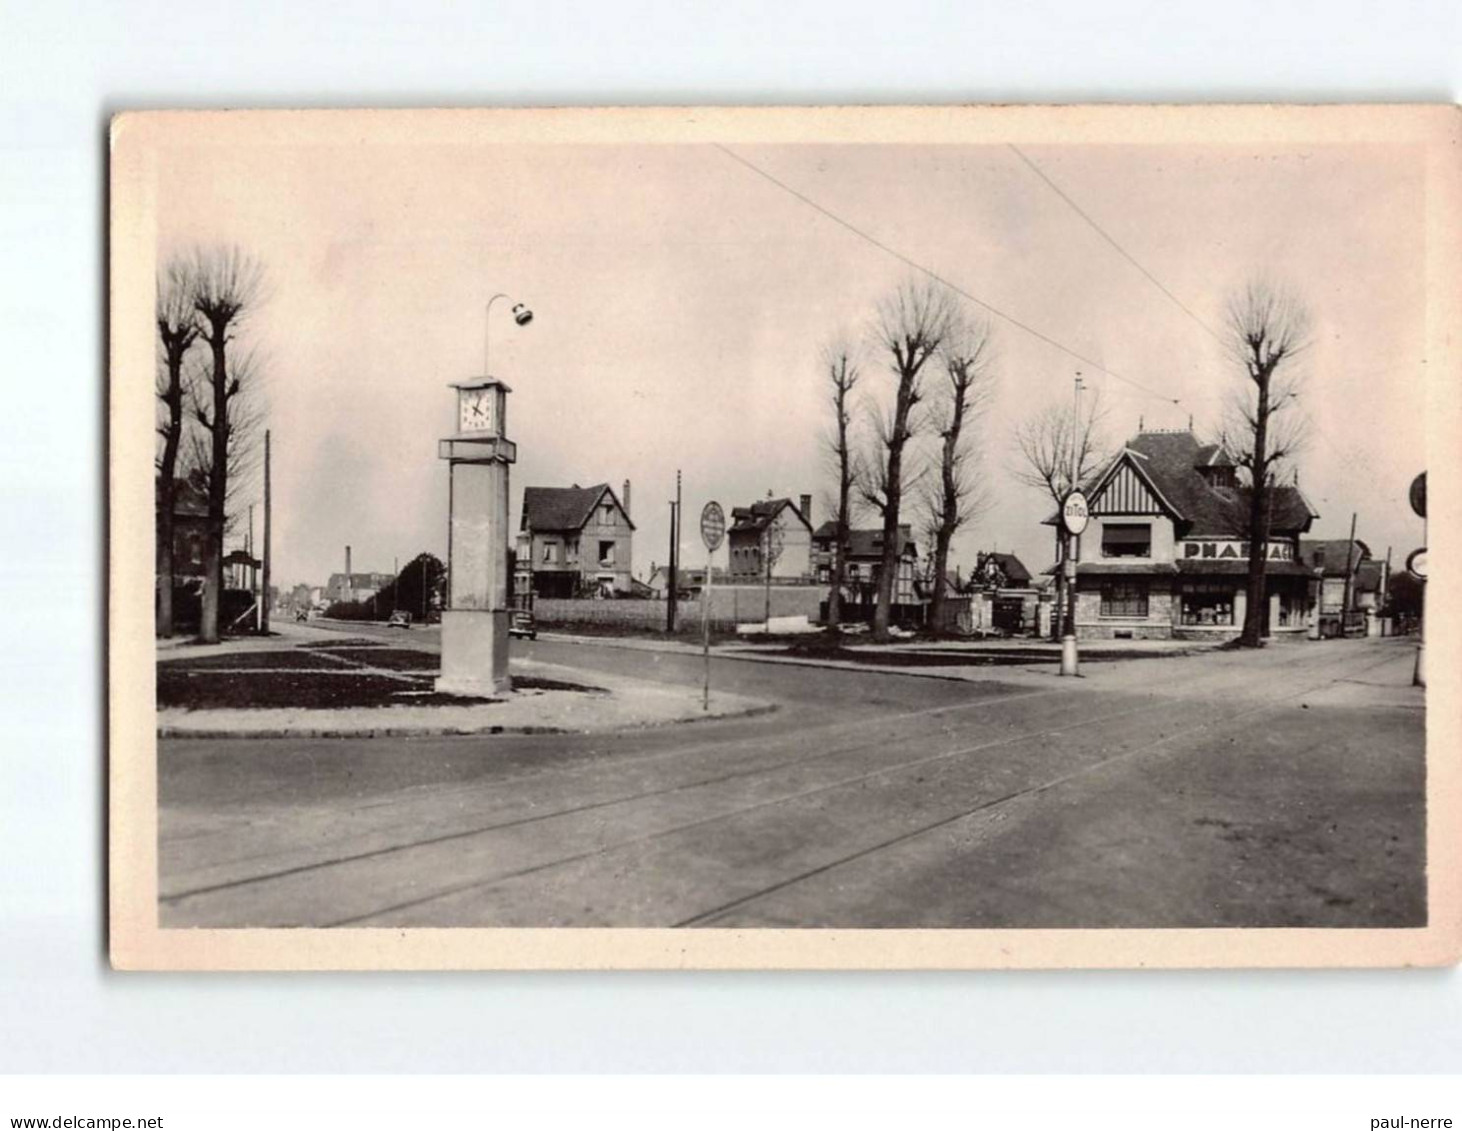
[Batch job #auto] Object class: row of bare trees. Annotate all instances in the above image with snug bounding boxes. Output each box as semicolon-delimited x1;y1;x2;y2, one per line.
156;247;267;641
820;279;998;642
820;276;1310;648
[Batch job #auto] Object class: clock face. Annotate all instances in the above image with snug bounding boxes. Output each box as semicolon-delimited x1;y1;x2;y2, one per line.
458;388;496;434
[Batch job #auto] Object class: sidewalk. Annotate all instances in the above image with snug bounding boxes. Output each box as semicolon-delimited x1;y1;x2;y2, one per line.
156;624;773;739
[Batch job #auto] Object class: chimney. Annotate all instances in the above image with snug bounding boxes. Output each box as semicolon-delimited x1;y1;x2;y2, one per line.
622;479;631;519
800;493;812;526
345;545;352;579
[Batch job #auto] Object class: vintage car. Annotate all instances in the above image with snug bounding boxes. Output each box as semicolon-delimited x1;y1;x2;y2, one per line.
508;608;537;640
387;609;413;629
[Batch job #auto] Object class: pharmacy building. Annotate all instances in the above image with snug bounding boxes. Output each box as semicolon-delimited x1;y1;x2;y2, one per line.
1052;428;1319;641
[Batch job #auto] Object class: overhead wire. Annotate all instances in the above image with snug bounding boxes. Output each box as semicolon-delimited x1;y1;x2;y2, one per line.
712;143;1182;407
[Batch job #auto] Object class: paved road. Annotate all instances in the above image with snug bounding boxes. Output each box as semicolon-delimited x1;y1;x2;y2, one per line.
158;635;1425;928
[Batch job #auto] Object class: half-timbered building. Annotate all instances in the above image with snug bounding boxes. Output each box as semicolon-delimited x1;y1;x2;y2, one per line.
1047;428;1319;640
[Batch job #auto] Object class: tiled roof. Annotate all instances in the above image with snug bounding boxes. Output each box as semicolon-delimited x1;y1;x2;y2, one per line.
730;498;811;535
980;551;1032;585
1299;538;1374;576
521;483;634;532
1082;430;1316;538
812;520;916;554
156;474;209;518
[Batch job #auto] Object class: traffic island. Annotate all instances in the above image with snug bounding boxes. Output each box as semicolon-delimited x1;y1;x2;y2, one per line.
156;642;773;738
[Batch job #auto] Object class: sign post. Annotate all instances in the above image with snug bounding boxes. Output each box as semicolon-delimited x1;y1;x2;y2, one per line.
1410;471;1426;688
700;501;726;711
1059;489;1090;677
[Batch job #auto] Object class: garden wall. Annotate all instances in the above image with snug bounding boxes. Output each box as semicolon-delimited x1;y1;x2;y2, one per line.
533;586;824;635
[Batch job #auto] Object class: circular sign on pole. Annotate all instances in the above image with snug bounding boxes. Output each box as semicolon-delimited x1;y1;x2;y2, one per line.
1060;489;1091;537
1407;547;1428;581
1409;472;1426;520
699;501;726;552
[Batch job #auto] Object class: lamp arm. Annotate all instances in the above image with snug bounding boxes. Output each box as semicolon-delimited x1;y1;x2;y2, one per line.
484;293;509;375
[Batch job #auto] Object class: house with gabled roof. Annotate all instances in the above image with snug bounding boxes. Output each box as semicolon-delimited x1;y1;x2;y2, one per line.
727;493;815;584
1046;428;1318;640
810;521;921;611
516;481;635;598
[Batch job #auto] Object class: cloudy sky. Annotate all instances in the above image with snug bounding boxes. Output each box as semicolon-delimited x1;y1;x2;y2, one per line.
155;134;1428;588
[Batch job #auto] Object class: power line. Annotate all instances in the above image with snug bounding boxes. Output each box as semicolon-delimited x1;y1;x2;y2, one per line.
712;143;1182;407
1008;145;1226;347
1005;144;1354;462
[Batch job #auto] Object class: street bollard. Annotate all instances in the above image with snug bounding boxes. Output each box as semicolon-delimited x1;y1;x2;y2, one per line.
1060;633;1078;677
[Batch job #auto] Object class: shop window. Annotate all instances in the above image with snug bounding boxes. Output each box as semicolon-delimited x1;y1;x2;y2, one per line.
1102;523;1151;558
1100;579;1149;618
1180;580;1233;626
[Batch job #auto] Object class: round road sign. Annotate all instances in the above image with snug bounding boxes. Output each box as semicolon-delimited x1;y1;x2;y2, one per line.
1061;489;1091;537
1407;547;1427;581
1410;472;1426;520
699;501;726;552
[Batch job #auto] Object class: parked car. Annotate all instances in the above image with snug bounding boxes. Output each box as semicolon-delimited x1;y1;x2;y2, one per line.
387;609;413;628
509;608;537;640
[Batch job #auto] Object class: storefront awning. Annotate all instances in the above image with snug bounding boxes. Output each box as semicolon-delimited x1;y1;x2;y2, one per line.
1075;562;1177;576
1174;559;1315;578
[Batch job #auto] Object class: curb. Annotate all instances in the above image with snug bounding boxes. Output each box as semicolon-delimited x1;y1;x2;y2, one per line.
158;701;779;741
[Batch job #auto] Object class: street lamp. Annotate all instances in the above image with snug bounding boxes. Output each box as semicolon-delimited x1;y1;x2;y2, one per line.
484;293;533;377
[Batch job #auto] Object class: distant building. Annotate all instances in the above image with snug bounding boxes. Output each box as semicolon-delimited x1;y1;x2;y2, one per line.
155;473;209;582
325;571;395;604
516;481;635;598
727;494;815;584
810;522;920;609
646;564;731;598
1047;428;1318;640
968;551;1033;591
1300;538;1386;634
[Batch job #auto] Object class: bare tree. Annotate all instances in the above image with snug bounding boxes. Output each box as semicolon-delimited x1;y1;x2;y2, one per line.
922;313;997;635
861;278;960;641
820;337;861;634
1012;386;1109;640
155;257;198;638
1218;280;1311;647
191;247;266;643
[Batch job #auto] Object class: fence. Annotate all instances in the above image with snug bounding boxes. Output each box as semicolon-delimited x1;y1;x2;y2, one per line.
533;586;824;635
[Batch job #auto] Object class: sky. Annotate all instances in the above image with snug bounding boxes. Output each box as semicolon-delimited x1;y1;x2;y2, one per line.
154;137;1429;589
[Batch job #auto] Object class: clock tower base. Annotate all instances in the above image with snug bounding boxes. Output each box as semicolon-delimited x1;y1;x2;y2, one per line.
435;609;512;697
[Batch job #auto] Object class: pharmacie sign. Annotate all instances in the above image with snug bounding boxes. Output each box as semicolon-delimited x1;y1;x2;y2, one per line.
1181;539;1295;561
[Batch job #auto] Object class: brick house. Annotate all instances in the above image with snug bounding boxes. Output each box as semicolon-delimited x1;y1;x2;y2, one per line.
516;481;635;598
1048;428;1318;641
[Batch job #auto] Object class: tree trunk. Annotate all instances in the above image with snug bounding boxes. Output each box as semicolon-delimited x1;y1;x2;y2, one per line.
930;527;952;635
1240;379;1271;647
156;474;175;638
199;333;229;644
827;517;844;632
155;346;187;638
872;440;903;641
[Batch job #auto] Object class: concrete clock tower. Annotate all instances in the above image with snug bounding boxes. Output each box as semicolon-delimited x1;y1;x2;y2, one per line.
435;294;532;696
436;376;518;696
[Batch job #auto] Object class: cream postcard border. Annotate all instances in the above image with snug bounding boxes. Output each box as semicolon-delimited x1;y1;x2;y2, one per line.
109;104;1462;970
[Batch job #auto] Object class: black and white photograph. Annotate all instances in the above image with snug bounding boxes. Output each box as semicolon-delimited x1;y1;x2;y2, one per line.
108;106;1459;969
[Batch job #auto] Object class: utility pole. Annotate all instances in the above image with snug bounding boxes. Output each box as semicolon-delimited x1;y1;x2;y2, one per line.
1060;373;1084;677
666;473;681;634
1341;511;1358;636
262;429;271;634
